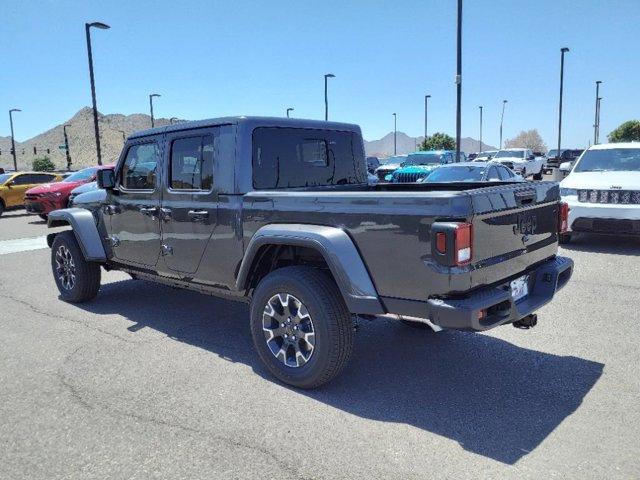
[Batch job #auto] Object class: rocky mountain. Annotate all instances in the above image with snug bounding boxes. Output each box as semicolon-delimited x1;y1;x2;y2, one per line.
0;107;177;171
364;132;496;158
1;108;496;171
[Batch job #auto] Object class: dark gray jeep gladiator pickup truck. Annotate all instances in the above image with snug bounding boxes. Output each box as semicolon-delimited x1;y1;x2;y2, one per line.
47;117;573;388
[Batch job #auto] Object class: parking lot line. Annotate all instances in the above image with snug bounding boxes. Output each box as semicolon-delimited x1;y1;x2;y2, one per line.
0;235;49;255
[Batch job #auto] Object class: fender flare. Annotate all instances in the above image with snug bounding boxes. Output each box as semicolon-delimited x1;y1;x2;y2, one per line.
47;208;107;262
237;224;384;315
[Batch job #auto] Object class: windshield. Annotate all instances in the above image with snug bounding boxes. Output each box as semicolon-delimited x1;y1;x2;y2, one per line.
495;150;524;159
406;153;443;165
425;166;485;182
475;152;495;160
0;173;12;185
63;167;98;183
573;148;640;173
380;156;406;165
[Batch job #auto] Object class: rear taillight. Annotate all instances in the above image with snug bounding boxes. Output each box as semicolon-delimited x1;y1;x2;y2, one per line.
558;202;569;233
454;223;473;266
431;222;473;267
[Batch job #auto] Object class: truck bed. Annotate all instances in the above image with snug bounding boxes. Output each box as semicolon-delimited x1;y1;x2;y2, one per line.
242;181;562;304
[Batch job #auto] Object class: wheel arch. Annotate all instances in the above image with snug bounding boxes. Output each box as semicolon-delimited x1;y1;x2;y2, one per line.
237;224;384;315
47;208;107;262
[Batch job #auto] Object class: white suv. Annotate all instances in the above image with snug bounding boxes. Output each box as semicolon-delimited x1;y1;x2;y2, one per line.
493;148;544;180
559;142;640;243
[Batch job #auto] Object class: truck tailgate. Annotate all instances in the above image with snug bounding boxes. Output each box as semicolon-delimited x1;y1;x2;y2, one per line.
465;182;561;291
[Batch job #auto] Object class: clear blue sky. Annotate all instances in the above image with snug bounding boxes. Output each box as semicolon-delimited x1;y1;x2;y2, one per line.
1;0;638;148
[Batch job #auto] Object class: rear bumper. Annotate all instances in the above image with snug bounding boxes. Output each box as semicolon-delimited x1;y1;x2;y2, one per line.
382;256;573;332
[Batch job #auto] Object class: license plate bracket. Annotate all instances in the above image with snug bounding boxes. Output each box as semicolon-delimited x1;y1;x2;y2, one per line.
510;275;529;302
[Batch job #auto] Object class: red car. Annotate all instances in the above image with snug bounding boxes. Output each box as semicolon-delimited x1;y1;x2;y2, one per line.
24;165;113;219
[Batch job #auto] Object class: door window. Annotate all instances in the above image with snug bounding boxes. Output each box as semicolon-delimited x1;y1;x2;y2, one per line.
31;174;55;183
170;135;214;191
486;167;501;181
120;143;159;190
12;174;33;185
497;166;513;180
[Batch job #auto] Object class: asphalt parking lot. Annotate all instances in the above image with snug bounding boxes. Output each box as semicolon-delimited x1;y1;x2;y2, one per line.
1;206;639;479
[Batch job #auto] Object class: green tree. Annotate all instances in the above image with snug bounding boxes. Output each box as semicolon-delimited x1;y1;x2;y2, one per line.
419;132;456;151
608;120;640;143
32;156;55;172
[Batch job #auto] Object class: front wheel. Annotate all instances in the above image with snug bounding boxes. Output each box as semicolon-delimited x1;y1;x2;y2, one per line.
39;214;48;221
250;266;354;389
51;231;101;303
559;233;572;245
533;170;543;180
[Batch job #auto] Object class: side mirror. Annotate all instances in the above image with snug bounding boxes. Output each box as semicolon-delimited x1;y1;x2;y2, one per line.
97;169;116;190
528;155;535;160
559;162;572;173
5;180;13;188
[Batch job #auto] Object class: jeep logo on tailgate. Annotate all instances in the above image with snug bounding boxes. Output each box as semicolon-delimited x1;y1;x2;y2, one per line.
514;213;538;236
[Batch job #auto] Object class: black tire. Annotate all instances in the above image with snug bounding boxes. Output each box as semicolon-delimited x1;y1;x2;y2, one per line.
0;200;5;217
51;231;101;303
559;233;572;245
250;266;354;389
533;171;543;181
39;214;48;221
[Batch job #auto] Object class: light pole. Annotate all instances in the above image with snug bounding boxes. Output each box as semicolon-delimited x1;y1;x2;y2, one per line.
424;94;431;143
149;93;161;128
594;81;602;144
324;73;335;121
596;97;603;144
478;106;483;152
455;0;463;162
286;107;294;118
63;124;72;171
9;108;20;171
392;113;397;156
85;21;110;165
499;99;507;148
557;47;570;167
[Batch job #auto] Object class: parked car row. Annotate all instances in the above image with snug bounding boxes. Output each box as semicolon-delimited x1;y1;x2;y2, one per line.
0;165;113;218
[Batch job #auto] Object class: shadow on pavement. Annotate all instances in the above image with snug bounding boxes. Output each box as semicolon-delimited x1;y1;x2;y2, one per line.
78;279;604;465
562;233;640;256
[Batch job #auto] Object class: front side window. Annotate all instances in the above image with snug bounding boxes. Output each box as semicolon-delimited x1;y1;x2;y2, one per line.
497;166;513;180
120;143;159;190
170;135;214;191
486;167;501;181
12;174;33;185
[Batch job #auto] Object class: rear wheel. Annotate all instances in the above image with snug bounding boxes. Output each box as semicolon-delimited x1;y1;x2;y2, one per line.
0;200;5;217
533;170;543;181
51;231;101;303
39;214;48;221
250;266;354;389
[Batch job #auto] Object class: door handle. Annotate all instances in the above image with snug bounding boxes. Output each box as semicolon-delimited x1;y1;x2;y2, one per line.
188;210;209;222
159;207;172;222
139;206;158;219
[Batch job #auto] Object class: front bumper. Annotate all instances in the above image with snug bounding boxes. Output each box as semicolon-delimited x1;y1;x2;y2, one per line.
423;256;573;331
24;198;65;215
565;198;640;234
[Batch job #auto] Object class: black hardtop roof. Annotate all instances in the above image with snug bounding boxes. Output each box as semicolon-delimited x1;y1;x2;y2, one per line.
129;116;362;140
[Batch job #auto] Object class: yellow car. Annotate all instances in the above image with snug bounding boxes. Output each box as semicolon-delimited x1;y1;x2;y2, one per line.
0;171;64;217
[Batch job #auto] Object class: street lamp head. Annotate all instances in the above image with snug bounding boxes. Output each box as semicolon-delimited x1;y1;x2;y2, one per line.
596;80;602;85
9;108;21;113
425;94;431;99
503;99;508;104
324;73;335;79
150;93;161;98
88;22;110;30
561;47;570;53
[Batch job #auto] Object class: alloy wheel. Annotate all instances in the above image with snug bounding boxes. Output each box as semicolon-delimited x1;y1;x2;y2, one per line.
55;245;76;290
262;293;316;368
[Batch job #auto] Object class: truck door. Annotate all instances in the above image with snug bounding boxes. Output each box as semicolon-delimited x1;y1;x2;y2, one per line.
106;138;162;267
159;129;219;274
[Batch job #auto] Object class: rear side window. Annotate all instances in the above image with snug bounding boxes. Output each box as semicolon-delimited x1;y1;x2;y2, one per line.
121;143;159;190
252;127;365;189
169;136;214;191
31;174;55;183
